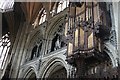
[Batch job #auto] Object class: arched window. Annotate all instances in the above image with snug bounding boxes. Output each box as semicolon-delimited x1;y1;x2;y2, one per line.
50;8;56;17
57;0;69;13
39;10;46;25
0;33;10;69
0;0;14;12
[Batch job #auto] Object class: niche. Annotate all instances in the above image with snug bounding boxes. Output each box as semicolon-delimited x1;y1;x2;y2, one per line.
51;34;60;52
30;45;38;60
30;43;42;60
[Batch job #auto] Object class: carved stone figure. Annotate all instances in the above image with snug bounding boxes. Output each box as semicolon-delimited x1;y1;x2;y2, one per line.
54;36;61;50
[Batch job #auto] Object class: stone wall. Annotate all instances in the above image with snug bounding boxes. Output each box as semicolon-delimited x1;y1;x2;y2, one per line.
7;2;119;79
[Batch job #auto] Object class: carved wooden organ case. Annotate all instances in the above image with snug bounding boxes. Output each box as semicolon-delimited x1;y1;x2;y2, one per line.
64;2;114;77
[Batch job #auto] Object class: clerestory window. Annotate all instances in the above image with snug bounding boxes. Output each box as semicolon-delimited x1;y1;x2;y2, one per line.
39;10;46;25
0;0;14;12
57;0;69;13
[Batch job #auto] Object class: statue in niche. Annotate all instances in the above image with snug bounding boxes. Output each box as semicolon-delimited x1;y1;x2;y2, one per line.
51;26;66;52
54;27;66;50
33;52;36;58
57;28;66;47
54;36;61;50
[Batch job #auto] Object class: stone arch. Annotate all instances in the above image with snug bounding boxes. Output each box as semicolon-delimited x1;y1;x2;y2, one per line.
44;61;67;78
47;16;65;39
45;15;66;54
22;66;37;79
40;57;69;78
24;30;44;62
104;43;118;67
28;31;43;52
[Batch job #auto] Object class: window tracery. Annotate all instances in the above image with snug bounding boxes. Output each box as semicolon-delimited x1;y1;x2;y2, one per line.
39;10;46;25
0;33;10;69
57;0;69;13
0;0;14;12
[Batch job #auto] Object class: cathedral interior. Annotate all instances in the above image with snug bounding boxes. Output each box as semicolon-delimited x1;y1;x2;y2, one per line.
0;0;120;79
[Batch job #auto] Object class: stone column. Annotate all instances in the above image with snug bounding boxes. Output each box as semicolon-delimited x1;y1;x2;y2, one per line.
118;1;120;78
45;38;52;54
0;12;2;79
42;38;48;55
20;33;31;65
112;2;119;65
112;1;120;78
118;1;120;65
40;39;46;57
48;39;53;53
9;22;29;78
0;12;2;40
8;22;23;78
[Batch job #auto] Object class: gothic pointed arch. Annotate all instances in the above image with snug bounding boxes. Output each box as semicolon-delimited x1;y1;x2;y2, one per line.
23;67;37;80
40;58;67;78
24;30;44;62
45;15;67;54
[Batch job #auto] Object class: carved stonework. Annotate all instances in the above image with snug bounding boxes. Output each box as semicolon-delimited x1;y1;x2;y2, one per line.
50;24;66;52
54;36;61;50
37;59;41;71
109;30;117;47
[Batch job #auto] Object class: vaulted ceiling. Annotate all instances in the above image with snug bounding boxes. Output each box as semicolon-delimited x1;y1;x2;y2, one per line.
21;2;43;24
2;2;59;46
20;2;56;24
